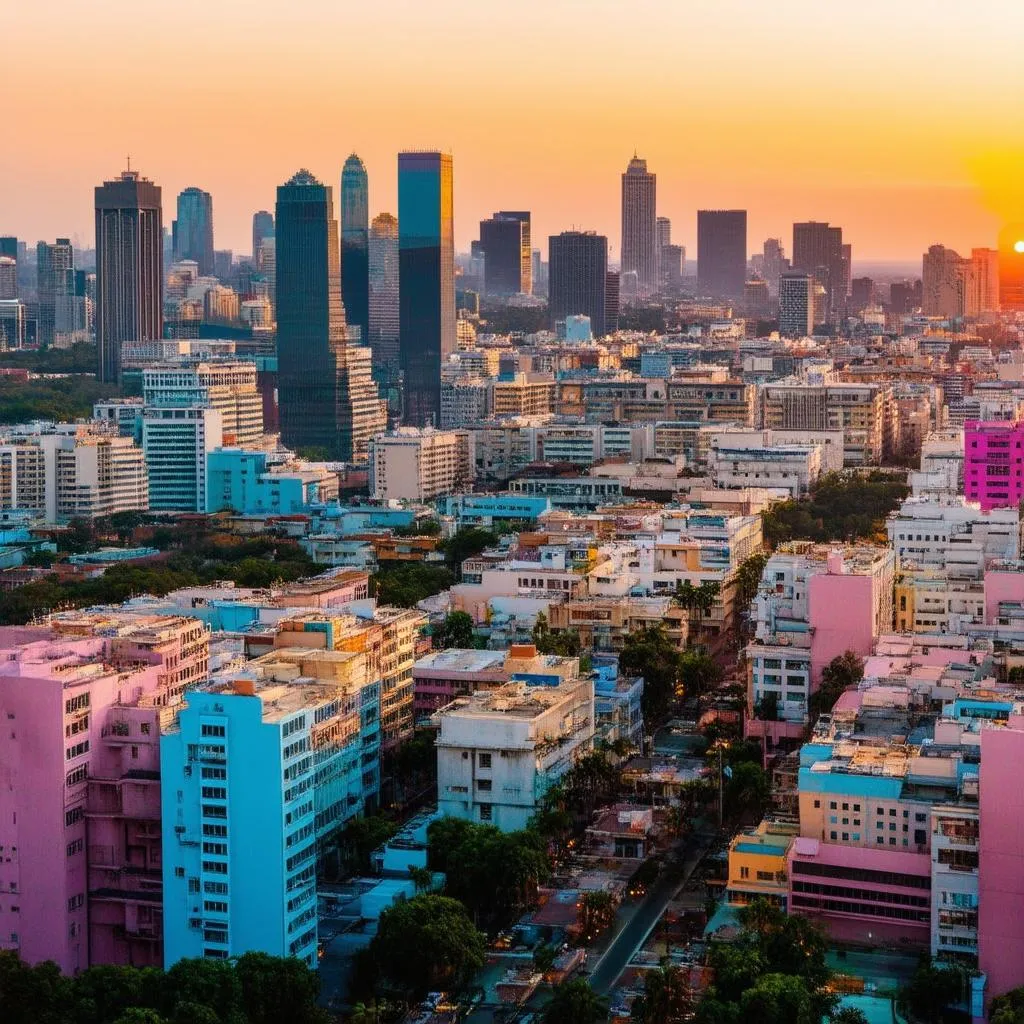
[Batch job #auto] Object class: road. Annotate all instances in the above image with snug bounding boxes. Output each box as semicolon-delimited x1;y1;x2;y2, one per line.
587;830;715;996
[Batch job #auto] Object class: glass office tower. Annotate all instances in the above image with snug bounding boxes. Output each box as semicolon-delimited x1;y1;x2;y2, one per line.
340;154;370;344
398;151;455;427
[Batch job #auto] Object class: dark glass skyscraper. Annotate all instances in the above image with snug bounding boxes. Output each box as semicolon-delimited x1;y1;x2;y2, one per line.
548;231;608;337
172;187;214;275
792;221;848;318
252;210;274;265
340;154;370;345
36;239;75;348
276;169;384;460
398;151;455;427
479;211;531;296
697;209;747;299
95;169;163;382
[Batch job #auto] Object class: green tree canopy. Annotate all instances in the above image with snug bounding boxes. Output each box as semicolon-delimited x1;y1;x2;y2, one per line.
432;610;476;649
541;979;609;1024
619;625;681;725
368;894;486;999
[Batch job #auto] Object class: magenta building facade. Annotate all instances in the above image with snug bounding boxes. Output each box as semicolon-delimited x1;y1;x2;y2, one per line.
964;420;1024;511
0;615;208;972
978;721;1024;1010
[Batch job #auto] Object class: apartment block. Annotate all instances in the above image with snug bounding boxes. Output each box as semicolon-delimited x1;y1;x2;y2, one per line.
434;677;595;831
368;428;473;501
206;448;339;515
0;614;208;973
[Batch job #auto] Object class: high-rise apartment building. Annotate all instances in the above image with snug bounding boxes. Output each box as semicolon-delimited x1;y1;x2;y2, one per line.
141;406;223;512
792;221;848;318
968;248;1000;315
252;210;274;266
398;152;455;427
369;212;400;389
548;231;608;337
998;223;1024;312
621;156;657;296
963;420;1024;511
0;615;208;972
368;428;473;501
479;211;531;296
850;276;875;311
778;272;815;338
172;187;215;276
340;154;369;344
36;239;79;347
0;256;16;300
95;169;163;382
758;238;789;297
922;244;965;319
697;210;747;299
276;169;385;459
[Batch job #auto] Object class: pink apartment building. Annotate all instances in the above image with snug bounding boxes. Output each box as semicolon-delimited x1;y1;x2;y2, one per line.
0;614;208;972
963;421;1024;511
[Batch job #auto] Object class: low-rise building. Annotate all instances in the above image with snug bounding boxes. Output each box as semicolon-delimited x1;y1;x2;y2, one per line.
206;448;339;514
368;428;473;502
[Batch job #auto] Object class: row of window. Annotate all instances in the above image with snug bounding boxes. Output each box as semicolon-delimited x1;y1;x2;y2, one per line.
791;894;929;923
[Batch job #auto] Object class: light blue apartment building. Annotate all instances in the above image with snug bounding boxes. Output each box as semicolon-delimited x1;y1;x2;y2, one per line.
206;448;332;515
161;677;372;967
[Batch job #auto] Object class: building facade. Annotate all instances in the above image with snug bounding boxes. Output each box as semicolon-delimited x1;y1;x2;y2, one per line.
340;154;369;345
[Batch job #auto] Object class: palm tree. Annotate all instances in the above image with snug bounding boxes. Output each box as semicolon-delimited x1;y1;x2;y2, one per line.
631;964;694;1023
579;891;616;941
542;979;610;1024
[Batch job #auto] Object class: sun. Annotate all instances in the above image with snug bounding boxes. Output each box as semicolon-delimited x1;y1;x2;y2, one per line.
1015;240;1024;254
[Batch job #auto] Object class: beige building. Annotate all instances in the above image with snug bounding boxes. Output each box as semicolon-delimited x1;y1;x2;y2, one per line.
368;428;473;501
0;425;148;522
760;382;890;465
491;372;556;418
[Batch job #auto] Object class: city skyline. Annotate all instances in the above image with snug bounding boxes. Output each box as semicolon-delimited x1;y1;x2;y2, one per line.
4;1;1022;261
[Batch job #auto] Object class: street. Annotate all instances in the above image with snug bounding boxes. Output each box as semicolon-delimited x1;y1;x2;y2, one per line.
587;829;716;995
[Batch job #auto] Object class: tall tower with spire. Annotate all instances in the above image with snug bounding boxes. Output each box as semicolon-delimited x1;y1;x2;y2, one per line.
340;154;369;345
620;155;657;297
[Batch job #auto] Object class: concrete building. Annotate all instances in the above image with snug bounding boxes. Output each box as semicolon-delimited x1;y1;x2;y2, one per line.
886;497;1021;578
143;362;263;448
620;156;657;297
440;376;490;428
0;615;209;972
705;429;825;497
435;676;595;831
778;272;815;337
368;428;473;501
0;423;148;522
491;373;556;418
142;406;223;512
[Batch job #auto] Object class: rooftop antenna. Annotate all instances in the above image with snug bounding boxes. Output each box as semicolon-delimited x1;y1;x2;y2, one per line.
126;154;132;173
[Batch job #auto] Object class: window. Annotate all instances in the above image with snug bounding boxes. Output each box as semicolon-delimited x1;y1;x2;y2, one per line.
204;900;229;914
202;861;229;874
478;753;492;769
202;787;227;800
201;767;227;780
201;724;225;738
476;779;492;791
66;839;83;857
66;894;84;911
830;831;837;840
740;866;750;879
204;881;229;895
479;803;493;821
175;867;185;878
203;824;228;838
813;800;820;809
202;842;228;856
65;807;84;827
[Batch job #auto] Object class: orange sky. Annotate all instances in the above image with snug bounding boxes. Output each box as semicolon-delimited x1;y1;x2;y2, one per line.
3;0;1022;263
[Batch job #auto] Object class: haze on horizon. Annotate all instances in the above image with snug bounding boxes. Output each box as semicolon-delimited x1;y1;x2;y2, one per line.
3;0;1023;262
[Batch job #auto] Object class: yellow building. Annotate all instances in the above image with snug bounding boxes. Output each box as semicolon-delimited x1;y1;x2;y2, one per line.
726;819;798;907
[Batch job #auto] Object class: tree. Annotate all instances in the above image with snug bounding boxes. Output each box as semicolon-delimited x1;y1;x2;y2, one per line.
533;944;558;974
830;1008;870;1024
734;552;769;608
369;894;485;999
679;649;721;698
432;610;476;649
160;957;241;1024
724;761;770;820
810;650;864;719
233;951;328;1024
0;951;70;1024
541;979;609;1024
443;527;498;577
991;986;1024;1024
898;960;967;1024
578;891;616;942
111;1012;167;1024
631;964;694;1023
372;562;455;607
739;973;816;1024
335;815;399;875
69;964;158;1024
620;625;682;725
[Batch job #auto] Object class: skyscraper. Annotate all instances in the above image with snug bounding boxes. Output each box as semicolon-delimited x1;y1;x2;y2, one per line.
922;244;964;318
998;223;1024;312
369;212;400;388
172;186;214;275
778;272;815;337
94;169;163;382
36;239;76;347
340;154;370;344
0;256;17;301
697;210;747;299
548;231;608;337
970;247;1000;314
479;211;531;296
621;156;657;296
398;151;455;427
252;210;274;266
275;169;385;460
792;221;848;318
